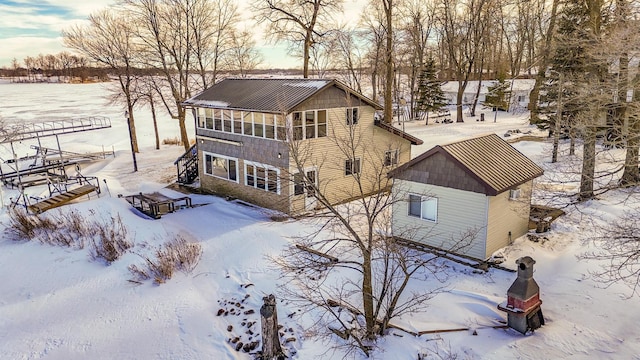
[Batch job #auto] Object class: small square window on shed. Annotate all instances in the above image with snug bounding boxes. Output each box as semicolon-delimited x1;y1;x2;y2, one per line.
408;194;437;222
509;188;521;200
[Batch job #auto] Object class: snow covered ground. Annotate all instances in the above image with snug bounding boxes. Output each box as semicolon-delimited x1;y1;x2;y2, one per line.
0;81;639;359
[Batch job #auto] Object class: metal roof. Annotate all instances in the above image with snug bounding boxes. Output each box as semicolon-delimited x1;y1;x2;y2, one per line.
390;134;543;195
183;78;380;113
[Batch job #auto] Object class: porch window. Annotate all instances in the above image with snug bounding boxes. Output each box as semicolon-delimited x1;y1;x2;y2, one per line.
384;149;399;166
245;161;280;194
205;108;214;129
223;110;232;132
243;112;253;136
232;111;242;134
203;152;238;182
214;109;223;131
265;114;275;139
346;107;359;125
345;158;361;175
408;194;437;222
254;113;264;138
197;108;206;128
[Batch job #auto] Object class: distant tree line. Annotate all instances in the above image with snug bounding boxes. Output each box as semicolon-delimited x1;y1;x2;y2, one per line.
0;53;108;83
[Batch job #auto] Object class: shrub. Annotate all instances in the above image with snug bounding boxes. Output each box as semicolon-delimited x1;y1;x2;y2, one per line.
6;207;63;243
162;137;181;145
129;235;202;284
89;214;132;264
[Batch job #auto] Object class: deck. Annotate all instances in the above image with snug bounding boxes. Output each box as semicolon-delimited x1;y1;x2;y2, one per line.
28;184;99;214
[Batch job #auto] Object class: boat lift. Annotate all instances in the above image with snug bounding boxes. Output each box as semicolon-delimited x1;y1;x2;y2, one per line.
0;116;112;212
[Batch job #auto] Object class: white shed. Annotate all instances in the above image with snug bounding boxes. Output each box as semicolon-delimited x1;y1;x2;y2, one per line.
389;134;544;260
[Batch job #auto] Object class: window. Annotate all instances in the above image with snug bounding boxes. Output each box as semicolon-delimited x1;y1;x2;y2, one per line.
245;161;280;194
254;113;264;138
214;109;223;131
291;110;327;140
509;188;521;200
243;112;253;136
346;107;359;125
293;173;305;195
408;194;437;222
317;110;327;137
197;108;206;128
232;111;242;134
265;114;275;139
205;108;214;129
384;149;399;166
292;112;303;140
223;110;232;132
276;115;286;140
345;158;361;175
203;153;237;182
517;95;526;102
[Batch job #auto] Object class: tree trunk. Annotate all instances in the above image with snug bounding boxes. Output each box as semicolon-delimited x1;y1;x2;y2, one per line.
621;117;640;186
150;96;160;150
579;128;596;201
456;81;465;122
383;0;394;124
529;0;560;124
177;104;190;152
260;294;284;360
362;250;376;339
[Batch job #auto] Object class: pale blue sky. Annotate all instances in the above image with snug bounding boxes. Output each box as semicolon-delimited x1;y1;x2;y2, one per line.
0;0;366;69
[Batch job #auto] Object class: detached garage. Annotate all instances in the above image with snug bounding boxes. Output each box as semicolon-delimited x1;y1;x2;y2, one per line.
389;134;544;260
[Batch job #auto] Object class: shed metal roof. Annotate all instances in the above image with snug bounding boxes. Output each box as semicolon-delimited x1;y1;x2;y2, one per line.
183;78;381;113
389;134;543;195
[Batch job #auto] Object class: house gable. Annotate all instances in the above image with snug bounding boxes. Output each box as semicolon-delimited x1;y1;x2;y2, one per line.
392;151;488;194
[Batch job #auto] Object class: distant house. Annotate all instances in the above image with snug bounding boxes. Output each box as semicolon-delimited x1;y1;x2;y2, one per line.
388;134;543;260
441;80;535;112
181;78;422;214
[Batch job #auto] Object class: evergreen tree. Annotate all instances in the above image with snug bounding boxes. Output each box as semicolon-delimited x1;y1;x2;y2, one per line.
415;58;447;125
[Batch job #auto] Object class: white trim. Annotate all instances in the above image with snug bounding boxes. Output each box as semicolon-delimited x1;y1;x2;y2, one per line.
244;160;281;195
202;151;239;183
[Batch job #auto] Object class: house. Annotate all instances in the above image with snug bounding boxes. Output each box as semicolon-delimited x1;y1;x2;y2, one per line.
181;78;422;214
441;79;535;112
388;134;543;260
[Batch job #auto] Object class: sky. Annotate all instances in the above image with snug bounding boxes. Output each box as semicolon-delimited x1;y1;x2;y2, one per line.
0;0;367;70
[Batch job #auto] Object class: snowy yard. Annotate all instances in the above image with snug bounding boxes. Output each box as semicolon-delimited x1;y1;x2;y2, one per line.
0;81;639;359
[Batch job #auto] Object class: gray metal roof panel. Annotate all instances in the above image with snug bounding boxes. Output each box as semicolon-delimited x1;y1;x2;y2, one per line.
441;134;544;193
183;78;333;113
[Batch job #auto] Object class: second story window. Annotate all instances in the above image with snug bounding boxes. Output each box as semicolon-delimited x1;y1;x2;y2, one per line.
384;149;399;166
346;107;359;125
291;110;327;141
345;158;361;175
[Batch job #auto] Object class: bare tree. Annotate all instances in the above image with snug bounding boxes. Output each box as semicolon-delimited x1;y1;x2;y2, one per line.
437;0;490;123
252;0;343;78
327;26;367;94
124;0;228;151
275;101;470;356
224;28;263;77
63;8;141;153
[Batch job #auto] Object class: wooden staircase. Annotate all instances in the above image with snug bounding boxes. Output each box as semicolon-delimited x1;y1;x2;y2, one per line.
28;184;99;214
174;144;198;184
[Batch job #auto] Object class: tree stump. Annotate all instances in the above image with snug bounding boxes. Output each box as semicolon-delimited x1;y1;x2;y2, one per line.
260;294;284;360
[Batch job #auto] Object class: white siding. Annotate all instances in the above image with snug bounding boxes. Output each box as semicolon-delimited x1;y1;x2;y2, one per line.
486;180;533;257
392;179;489;260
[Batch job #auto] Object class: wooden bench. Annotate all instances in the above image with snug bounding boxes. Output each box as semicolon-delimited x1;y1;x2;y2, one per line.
28;184;98;214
